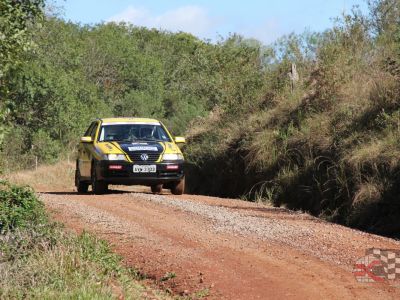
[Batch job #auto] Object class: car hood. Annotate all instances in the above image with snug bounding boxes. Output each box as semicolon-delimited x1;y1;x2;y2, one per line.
97;140;182;156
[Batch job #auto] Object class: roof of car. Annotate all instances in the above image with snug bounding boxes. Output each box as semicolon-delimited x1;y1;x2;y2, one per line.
99;117;160;124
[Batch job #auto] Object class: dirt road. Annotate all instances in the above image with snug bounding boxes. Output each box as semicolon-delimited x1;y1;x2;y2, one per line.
40;187;400;299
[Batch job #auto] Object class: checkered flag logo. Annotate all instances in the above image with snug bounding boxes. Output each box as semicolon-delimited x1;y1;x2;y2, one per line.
366;248;400;280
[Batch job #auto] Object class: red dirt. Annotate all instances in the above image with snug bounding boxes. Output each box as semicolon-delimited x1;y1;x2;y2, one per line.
40;187;400;300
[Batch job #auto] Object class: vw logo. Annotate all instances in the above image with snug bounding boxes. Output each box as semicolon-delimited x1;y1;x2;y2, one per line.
140;153;149;161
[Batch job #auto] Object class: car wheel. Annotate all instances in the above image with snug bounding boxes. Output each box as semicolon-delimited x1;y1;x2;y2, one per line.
91;163;107;195
171;177;185;195
151;184;163;194
75;168;89;194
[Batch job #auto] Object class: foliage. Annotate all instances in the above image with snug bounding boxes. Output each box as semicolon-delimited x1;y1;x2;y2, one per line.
0;0;44;78
185;2;400;238
0;180;46;232
0;0;44;150
0;181;167;299
3;1;400;237
0;16;267;170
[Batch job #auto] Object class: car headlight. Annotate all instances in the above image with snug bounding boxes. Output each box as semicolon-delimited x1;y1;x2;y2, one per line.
106;154;127;161
162;153;184;161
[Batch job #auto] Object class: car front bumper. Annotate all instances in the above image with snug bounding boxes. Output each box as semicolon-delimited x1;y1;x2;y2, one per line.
95;160;184;186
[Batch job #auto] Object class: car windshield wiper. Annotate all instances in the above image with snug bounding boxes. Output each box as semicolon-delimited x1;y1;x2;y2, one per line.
102;138;137;143
121;138;138;142
143;138;169;142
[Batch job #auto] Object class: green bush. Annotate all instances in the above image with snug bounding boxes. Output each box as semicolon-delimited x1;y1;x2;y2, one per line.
0;181;162;299
0;181;47;232
31;130;61;164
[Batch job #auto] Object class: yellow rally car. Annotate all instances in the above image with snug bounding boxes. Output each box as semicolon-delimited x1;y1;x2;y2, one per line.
75;117;186;195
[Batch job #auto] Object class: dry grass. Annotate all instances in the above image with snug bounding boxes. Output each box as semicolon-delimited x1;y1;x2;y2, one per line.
3;161;75;191
0;230;153;299
245;130;278;171
186;106;224;140
352;179;383;206
184;21;400;237
347;131;400;171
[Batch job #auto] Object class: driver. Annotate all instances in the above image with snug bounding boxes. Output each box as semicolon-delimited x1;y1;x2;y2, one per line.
140;127;154;139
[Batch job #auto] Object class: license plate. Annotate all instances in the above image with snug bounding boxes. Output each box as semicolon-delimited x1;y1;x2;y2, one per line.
133;165;156;173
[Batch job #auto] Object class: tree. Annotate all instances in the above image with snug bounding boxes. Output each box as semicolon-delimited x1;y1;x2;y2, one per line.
0;0;44;78
0;0;44;149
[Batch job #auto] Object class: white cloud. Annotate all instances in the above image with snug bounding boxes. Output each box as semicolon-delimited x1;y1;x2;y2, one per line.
108;5;215;38
239;19;283;45
108;6;284;44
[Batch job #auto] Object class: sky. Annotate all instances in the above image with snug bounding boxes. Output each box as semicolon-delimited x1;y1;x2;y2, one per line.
53;0;369;44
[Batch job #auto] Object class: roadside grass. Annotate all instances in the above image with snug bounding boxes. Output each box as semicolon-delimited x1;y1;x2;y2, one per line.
184;14;400;238
5;161;75;191
0;180;170;300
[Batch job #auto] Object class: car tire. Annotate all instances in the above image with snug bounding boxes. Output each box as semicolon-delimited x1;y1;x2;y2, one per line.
151;184;163;194
91;163;107;195
75;168;89;194
171;177;185;195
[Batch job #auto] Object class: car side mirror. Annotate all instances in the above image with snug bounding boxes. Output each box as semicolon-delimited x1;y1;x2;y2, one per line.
174;136;186;144
80;136;93;143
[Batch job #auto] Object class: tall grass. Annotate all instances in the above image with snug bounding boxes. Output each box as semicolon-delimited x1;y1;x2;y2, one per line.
185;6;400;238
0;181;169;299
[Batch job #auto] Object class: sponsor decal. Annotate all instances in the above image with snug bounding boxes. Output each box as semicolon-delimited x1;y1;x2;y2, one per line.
128;146;158;151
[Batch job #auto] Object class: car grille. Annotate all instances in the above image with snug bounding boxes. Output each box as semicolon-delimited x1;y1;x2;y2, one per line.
128;153;161;162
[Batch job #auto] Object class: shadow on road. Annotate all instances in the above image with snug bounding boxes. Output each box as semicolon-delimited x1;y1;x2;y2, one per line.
40;189;169;196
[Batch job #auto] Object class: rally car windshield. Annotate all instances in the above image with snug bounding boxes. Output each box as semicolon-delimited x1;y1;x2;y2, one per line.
98;124;171;142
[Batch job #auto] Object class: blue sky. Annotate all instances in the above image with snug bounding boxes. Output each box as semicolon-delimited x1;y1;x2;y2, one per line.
53;0;368;44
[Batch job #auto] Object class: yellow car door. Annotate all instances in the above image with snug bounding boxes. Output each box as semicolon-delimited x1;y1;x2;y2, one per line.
79;121;99;178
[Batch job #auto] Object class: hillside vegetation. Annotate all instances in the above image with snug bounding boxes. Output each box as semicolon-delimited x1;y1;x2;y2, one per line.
186;1;400;237
1;1;400;236
0;1;263;170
